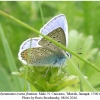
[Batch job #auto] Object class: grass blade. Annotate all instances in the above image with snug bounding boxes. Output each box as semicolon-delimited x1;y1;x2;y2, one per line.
80;79;84;92
38;1;44;25
0;24;22;91
68;58;96;91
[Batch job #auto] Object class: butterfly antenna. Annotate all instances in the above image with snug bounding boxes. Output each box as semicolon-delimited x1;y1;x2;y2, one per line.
77;52;82;55
77;47;82;55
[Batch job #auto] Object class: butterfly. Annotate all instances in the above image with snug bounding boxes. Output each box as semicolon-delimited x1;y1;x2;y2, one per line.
18;14;70;67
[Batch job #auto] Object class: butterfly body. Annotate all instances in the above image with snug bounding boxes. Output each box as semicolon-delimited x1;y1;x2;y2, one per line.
18;14;68;67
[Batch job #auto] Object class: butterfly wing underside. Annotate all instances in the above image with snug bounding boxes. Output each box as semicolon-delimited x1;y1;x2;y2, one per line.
39;27;66;54
20;47;58;66
40;14;68;46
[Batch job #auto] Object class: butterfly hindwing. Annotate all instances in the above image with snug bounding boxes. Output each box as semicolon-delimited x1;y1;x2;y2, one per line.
20;47;58;66
19;38;41;52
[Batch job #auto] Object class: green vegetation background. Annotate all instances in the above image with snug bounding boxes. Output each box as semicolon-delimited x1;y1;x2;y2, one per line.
0;1;100;91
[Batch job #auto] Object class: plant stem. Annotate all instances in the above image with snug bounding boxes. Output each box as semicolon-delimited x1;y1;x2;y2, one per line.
38;1;44;25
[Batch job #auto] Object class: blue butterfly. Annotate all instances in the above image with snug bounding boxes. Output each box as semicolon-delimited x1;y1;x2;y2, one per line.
18;14;70;67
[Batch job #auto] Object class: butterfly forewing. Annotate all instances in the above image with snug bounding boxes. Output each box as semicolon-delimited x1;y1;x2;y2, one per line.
39;27;66;52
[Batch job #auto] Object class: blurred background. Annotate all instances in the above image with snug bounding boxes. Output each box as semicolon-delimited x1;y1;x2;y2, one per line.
0;1;100;91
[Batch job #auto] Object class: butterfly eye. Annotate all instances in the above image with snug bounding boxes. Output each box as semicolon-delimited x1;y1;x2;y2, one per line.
66;52;71;58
